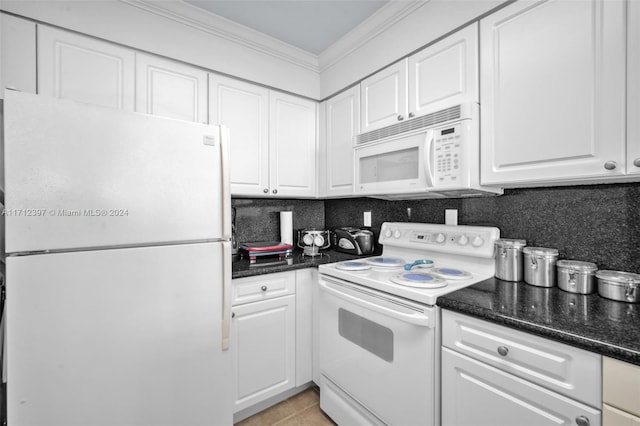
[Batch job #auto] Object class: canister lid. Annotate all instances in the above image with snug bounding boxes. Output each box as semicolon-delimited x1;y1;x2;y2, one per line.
595;270;640;284
495;238;527;248
557;260;597;272
523;246;559;256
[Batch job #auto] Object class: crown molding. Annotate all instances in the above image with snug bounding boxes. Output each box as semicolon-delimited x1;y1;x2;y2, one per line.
120;0;321;73
318;0;428;73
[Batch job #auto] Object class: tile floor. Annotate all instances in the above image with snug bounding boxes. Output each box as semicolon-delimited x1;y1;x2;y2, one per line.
235;387;336;426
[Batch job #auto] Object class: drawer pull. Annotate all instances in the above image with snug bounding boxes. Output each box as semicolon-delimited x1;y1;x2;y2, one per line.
497;346;509;356
261;285;268;292
232;312;235;318
575;415;590;426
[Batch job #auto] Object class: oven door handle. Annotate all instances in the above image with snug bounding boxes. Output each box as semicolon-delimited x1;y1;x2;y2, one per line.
319;279;434;327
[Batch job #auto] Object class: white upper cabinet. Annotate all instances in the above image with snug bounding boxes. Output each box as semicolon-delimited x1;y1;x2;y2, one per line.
360;59;408;133
359;24;479;135
480;0;627;186
627;0;640;176
269;91;317;198
135;53;208;123
322;86;360;197
408;23;478;118
0;14;36;98
38;26;135;111
209;74;270;197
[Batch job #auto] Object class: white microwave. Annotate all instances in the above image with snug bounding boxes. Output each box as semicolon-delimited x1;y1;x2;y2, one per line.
354;103;502;199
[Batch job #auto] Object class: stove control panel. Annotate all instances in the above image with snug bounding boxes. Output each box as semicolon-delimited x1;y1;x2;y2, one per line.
379;222;500;258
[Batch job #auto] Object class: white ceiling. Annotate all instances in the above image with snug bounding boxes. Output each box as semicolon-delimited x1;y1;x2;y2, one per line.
183;0;389;55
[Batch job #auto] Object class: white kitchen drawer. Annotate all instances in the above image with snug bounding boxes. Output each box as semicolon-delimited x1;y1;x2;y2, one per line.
232;272;295;306
442;310;601;407
442;348;601;426
603;357;640;418
604;404;640;426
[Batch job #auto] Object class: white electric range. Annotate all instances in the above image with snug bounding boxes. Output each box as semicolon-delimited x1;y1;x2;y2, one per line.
317;222;500;426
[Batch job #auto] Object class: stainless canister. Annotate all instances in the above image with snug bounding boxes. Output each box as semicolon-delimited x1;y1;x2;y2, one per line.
556;260;598;294
495;239;527;281
596;270;640;303
523;247;559;287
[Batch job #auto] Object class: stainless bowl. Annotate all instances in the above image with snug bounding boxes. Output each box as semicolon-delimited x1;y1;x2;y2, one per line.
596;270;640;303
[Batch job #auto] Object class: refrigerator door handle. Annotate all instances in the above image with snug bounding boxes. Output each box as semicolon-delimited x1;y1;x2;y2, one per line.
221;240;232;351
220;125;232;240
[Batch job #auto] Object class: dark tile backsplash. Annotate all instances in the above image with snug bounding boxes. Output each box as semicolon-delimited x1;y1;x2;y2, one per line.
235;182;640;272
232;198;325;246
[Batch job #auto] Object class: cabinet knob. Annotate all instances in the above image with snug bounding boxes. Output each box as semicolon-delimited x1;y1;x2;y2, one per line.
261;285;268;292
575;415;590;426
263;188;269;194
232;312;235;318
408;112;415;118
634;158;640;167
604;161;617;170
397;115;404;121
497;346;509;356
272;189;278;194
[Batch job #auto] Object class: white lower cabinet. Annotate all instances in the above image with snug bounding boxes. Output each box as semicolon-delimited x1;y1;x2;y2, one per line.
442;310;601;426
231;270;314;414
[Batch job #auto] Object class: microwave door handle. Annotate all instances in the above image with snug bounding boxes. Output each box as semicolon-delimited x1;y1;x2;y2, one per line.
423;129;435;187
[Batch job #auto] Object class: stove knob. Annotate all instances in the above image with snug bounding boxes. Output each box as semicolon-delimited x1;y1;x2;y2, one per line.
393;230;402;239
457;235;469;246
472;236;484;247
384;229;393;238
435;233;446;244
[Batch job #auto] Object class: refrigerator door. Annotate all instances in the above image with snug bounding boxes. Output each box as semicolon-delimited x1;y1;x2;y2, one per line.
6;242;232;426
4;91;228;253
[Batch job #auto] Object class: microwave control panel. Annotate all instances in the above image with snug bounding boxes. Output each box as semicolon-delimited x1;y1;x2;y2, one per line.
434;124;463;185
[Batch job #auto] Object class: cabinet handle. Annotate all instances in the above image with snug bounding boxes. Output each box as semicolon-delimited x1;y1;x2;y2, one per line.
575;415;590;426
497;346;509;356
261;285;268;292
634;158;640;167
272;189;278;194
408;112;415;118
231;312;235;318
263;188;269;194
397;115;404;121
604;161;617;170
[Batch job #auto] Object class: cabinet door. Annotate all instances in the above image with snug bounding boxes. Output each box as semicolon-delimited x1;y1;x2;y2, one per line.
209;74;270;196
628;0;640;176
442;348;601;426
0;14;36;98
135;53;207;123
269;92;317;197
323;86;360;197
360;59;408;133
231;295;295;413
38;26;134;111
408;23;478;117
480;0;626;186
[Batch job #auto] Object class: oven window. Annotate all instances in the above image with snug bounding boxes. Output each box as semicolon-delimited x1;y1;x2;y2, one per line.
338;308;394;362
359;147;419;184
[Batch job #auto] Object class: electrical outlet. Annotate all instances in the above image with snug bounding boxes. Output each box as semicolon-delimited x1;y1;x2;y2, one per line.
445;209;458;225
364;211;372;227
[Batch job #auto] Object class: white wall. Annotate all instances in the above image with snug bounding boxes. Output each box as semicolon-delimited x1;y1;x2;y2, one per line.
0;0;322;99
319;0;506;99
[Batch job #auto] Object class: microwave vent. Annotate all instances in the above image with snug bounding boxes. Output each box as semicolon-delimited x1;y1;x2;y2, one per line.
357;104;462;145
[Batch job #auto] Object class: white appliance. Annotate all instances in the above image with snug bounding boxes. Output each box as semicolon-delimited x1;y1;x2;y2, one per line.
354;103;503;199
2;91;233;426
318;222;500;426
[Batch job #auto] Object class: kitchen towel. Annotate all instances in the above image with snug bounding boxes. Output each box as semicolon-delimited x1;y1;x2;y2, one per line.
280;211;293;245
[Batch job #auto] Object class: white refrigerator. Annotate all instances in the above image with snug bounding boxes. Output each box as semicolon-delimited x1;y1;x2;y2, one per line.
2;90;233;426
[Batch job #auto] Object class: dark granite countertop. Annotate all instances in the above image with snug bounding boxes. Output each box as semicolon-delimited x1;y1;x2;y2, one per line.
232;249;367;279
437;278;640;366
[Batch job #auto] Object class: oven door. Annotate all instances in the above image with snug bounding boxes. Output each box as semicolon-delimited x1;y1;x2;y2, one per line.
318;275;439;426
